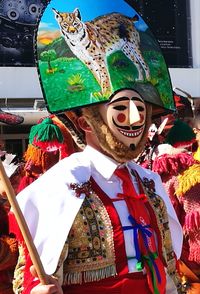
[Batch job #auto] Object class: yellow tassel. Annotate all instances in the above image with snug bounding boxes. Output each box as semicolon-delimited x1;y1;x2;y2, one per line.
193;147;200;162
176;164;200;197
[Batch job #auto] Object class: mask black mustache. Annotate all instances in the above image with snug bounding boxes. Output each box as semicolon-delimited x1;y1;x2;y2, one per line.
112;118;144;131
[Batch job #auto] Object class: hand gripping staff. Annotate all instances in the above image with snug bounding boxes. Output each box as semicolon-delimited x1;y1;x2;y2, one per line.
0;159;48;285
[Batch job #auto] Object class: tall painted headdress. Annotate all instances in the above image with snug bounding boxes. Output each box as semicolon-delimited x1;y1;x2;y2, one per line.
35;0;175;115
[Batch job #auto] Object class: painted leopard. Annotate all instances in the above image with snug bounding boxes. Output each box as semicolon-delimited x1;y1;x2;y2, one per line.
53;8;150;94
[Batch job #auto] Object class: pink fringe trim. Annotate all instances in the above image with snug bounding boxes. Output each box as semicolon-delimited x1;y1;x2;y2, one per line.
184;210;200;233
152;152;196;176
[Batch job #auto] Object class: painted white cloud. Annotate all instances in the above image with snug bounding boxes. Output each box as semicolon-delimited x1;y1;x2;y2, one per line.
39;22;55;29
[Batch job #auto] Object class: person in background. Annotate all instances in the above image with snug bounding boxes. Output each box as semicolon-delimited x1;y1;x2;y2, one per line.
0;197;18;294
0;108;25;294
0;152;20;294
191;115;200;162
151;119;200;293
17;115;76;192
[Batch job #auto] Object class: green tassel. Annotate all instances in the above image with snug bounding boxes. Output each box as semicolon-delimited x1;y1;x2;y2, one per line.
143;253;160;294
29;118;64;144
136;261;143;271
166;119;196;146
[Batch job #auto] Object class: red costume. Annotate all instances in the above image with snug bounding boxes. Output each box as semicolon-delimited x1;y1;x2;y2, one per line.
0;201;18;294
9;1;183;293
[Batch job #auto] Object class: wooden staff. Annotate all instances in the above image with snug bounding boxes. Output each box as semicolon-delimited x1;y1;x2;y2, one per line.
0;159;48;285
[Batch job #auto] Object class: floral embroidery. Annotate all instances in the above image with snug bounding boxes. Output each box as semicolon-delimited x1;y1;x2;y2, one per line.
69;181;92;197
142;177;156;194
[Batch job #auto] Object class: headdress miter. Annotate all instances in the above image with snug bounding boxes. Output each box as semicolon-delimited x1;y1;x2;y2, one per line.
35;0;175;154
35;0;175;113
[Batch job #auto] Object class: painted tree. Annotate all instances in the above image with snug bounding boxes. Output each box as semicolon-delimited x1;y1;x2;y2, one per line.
40;50;57;73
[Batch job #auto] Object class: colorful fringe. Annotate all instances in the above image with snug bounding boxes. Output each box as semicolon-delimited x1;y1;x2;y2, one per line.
152;152;196;177
176;164;200;197
24;144;60;173
29;117;63;145
193;147;200;162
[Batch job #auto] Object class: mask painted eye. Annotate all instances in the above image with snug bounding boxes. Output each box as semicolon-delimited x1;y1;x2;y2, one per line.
117;113;126;123
113;105;127;111
137;106;145;111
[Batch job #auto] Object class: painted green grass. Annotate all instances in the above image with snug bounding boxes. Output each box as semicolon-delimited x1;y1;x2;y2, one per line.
39;57;103;112
39;49;174;113
144;51;174;109
108;50;174;110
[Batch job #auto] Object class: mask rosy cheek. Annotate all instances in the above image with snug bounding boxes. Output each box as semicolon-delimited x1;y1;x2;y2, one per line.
117;113;126;123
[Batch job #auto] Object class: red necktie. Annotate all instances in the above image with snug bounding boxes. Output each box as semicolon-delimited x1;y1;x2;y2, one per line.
114;166;166;294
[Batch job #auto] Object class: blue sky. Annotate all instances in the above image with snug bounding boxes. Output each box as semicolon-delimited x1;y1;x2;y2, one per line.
39;0;148;32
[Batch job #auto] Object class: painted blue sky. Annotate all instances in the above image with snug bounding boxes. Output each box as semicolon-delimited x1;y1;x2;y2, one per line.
39;0;148;32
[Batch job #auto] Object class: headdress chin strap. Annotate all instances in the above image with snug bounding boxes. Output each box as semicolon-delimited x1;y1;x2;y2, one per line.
82;103;152;163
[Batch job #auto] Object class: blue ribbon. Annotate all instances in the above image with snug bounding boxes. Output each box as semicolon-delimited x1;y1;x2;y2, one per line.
123;215;162;285
123;215;152;262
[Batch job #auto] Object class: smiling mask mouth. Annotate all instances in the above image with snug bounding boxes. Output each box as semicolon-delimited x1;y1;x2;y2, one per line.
118;126;144;137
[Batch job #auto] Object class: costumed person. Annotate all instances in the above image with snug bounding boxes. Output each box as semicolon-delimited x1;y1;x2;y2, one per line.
136;118;168;169
136;87;190;170
17;115;76;192
151;120;200;293
0;153;20;294
165;120;196;153
10;1;183;293
0;110;24;294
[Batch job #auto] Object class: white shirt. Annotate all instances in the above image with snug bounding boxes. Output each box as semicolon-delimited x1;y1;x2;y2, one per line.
16;145;182;285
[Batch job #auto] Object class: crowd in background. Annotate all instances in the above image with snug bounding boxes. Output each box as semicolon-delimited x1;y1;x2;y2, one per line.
0;94;200;294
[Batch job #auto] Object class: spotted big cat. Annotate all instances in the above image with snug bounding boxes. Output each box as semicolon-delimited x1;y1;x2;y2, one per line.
53;8;150;93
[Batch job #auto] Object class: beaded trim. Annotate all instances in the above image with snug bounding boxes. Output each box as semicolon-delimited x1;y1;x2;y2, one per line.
61;189;116;285
13;244;25;294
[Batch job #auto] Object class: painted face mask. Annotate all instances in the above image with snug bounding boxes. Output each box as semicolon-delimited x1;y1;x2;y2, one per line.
99;89;146;150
